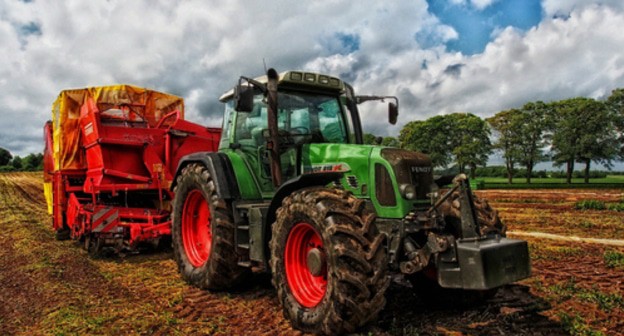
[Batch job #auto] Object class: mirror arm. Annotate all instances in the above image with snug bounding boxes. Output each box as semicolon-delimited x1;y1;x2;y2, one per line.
356;95;399;109
239;76;267;93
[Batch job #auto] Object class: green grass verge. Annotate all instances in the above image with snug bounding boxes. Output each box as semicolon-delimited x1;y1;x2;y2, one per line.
477;176;624;189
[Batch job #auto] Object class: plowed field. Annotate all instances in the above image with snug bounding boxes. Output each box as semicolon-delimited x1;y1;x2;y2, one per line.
1;172;623;335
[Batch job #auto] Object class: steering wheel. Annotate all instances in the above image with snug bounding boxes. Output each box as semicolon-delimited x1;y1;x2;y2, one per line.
289;127;310;135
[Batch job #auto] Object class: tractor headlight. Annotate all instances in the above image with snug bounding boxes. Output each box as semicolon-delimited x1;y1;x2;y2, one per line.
400;184;417;200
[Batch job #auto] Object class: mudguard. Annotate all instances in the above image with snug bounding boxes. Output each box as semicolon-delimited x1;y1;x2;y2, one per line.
172;152;240;200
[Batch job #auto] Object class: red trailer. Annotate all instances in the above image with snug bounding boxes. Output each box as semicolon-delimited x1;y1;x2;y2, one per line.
44;85;220;255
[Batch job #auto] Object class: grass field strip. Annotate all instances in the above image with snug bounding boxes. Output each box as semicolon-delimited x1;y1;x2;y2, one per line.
508;231;624;246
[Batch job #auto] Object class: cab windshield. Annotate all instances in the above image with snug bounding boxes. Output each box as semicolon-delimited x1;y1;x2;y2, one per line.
233;91;348;145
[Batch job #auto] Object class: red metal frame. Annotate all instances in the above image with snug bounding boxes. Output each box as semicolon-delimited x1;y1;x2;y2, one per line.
45;93;221;250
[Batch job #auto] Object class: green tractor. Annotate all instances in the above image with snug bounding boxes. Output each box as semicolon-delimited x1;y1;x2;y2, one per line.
171;69;530;334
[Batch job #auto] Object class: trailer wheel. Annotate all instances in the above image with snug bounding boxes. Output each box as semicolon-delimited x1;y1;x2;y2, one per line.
172;163;247;290
270;187;389;335
55;226;71;241
85;234;104;258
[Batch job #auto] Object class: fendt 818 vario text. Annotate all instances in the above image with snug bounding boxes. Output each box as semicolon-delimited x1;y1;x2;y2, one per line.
45;69;530;335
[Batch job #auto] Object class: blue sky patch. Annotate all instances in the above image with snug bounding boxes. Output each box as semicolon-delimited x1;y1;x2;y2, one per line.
323;32;361;55
426;0;542;55
335;32;360;54
20;22;42;37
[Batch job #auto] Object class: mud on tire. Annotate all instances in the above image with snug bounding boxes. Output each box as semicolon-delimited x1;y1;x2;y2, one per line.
172;163;248;290
270;187;390;335
438;190;507;236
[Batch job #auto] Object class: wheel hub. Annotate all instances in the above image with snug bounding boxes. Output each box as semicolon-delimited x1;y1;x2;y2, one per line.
306;247;326;277
284;222;327;308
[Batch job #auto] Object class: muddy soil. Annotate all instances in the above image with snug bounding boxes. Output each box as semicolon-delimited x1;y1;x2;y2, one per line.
1;173;622;335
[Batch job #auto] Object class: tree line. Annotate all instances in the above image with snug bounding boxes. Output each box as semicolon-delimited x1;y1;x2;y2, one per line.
0;148;44;172
367;88;624;184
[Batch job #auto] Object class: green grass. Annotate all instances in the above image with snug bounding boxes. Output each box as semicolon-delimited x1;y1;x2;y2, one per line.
603;250;624;269
574;200;607;210
558;312;606;336
479;175;624;189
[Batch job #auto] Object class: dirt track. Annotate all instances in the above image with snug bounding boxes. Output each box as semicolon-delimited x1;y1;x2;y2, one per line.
1;172;623;335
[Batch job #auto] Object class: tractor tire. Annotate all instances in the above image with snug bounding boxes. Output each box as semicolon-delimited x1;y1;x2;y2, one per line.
438;190;506;236
270;187;389;335
171;163;248;290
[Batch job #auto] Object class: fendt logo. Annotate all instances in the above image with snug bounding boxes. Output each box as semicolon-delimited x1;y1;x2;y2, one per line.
410;166;431;173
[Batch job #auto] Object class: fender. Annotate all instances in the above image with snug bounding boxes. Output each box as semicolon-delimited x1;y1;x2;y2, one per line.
172;152;240;200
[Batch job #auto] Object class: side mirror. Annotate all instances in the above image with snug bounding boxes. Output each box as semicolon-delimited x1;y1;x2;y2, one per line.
235;85;254;112
389;102;398;125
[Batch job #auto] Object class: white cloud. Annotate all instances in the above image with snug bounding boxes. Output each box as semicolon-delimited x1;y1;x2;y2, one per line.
447;0;498;10
471;0;497;10
0;0;624;157
542;0;624;17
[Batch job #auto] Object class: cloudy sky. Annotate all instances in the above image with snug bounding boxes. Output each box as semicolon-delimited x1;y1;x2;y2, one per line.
1;0;624;157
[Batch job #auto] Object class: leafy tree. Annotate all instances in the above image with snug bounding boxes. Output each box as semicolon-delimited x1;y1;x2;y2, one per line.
11;156;22;170
0;147;11;166
23;153;44;171
363;133;398;147
516;101;551;183
363;133;379;145
575;100;618;183
550;98;618;183
381;136;399;147
400;117;454;168
607;88;624;158
400;113;491;178
448;113;491;178
486;109;523;184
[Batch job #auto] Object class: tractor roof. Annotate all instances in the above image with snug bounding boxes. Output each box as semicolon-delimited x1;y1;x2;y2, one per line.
219;71;346;102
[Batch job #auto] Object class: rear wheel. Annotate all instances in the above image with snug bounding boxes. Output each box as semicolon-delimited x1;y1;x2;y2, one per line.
270;187;389;335
172;163;247;289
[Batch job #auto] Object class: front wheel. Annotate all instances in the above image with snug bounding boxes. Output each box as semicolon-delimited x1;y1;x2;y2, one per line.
171;163;247;290
270;187;389;335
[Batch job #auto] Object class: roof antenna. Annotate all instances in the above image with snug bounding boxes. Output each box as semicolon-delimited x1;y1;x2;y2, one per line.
263;58;267;73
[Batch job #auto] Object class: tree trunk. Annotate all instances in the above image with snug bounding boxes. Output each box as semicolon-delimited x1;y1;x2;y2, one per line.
526;161;533;184
469;163;476;179
584;159;591;184
506;161;514;184
566;160;574;184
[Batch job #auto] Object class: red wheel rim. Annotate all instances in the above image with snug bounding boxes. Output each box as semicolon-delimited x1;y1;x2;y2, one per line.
181;189;212;267
285;222;327;308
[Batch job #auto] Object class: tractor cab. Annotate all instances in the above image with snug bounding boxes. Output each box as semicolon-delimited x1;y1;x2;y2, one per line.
218;70;397;196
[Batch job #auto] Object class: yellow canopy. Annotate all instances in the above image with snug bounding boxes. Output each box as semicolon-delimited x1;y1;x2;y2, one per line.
51;85;184;171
